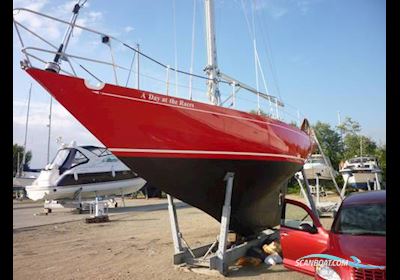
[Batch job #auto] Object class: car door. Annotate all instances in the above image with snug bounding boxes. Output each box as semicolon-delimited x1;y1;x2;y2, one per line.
280;199;330;276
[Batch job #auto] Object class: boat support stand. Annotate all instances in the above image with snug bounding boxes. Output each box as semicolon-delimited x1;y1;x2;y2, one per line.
295;171;340;217
167;172;276;276
294;170;319;218
340;172;382;196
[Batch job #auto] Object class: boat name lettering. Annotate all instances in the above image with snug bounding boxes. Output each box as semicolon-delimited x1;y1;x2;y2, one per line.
140;93;195;108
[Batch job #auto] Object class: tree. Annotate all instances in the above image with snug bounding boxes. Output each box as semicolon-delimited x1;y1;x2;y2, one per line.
312;121;344;169
343;134;377;160
336;116;361;136
13;144;32;176
375;144;386;181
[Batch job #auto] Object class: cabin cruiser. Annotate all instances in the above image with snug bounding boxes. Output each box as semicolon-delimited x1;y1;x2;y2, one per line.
13;168;41;199
25;142;146;201
297;154;338;181
339;156;383;190
13;168;41;188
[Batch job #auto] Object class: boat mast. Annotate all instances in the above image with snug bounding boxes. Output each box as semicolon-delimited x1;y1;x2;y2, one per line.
47;97;53;164
21;83;32;174
204;0;221;105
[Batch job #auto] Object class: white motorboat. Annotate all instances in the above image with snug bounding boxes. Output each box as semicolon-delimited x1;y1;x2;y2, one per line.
25;141;146;201
297;154;338;180
339;156;383;190
13;169;41;188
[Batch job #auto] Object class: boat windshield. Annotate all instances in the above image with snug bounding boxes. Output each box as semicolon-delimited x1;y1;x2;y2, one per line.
349;157;375;164
51;148;89;174
51;149;70;167
331;203;386;236
85;147;112;157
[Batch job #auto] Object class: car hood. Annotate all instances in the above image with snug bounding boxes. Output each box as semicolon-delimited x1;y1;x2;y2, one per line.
329;232;386;266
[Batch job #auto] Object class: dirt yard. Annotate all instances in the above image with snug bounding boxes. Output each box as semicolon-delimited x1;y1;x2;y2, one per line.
13;195;337;280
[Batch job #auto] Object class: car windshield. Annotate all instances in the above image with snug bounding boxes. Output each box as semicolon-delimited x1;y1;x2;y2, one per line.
332;203;385;236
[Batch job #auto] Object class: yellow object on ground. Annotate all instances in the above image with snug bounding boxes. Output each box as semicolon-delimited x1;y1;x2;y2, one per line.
262;241;282;255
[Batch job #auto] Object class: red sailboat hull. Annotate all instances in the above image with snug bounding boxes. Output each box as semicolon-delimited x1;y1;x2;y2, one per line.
27;68;313;236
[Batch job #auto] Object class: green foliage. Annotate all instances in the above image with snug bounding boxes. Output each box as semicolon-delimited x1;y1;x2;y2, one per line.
228;112;387;185
312;121;344;169
13;144;32;176
375;144;386;181
311;118;386;183
336;117;361;135
343;134;377;159
287;178;300;194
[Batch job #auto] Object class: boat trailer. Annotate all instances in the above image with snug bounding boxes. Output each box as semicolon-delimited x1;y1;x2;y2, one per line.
166;172;279;276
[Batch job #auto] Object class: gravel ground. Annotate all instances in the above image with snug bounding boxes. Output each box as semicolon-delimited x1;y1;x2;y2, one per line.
13;194;338;280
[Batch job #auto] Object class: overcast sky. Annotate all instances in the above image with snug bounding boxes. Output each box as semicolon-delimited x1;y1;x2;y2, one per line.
13;0;386;168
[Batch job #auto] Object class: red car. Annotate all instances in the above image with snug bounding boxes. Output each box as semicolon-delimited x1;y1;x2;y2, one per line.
280;190;386;280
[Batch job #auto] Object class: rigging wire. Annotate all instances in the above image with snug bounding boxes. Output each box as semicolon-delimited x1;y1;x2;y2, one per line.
172;0;179;96
125;51;136;87
253;4;309;119
242;0;275;115
241;0;260;112
189;0;197;100
253;0;283;102
122;43;229;84
238;0;306;121
240;0;253;41
250;1;260;113
252;1;277;118
14;7;231;87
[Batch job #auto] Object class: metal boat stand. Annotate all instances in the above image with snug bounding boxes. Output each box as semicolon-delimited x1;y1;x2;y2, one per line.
85;196;109;223
42;187;82;213
294;170;319;217
340;176;350;198
295;171;339;217
82;196;109;223
340;171;382;197
310;128;343;200
295;170;341;217
119;188;126;207
167;172;277;276
294;128;345;217
43;187;87;214
373;172;382;190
